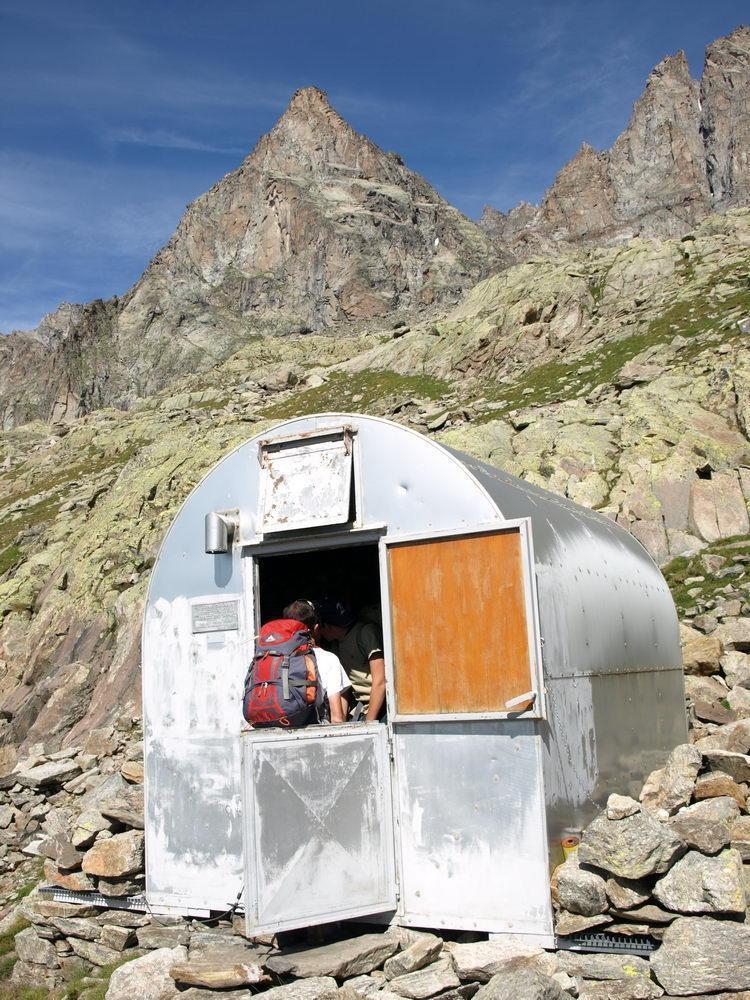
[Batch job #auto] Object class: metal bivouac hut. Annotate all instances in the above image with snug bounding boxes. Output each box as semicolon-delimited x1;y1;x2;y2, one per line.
142;413;686;945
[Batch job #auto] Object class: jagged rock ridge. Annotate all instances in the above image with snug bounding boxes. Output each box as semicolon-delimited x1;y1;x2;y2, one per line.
0;87;498;428
481;25;750;253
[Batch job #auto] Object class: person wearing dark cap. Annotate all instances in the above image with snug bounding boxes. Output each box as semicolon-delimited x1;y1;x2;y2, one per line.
319;600;386;722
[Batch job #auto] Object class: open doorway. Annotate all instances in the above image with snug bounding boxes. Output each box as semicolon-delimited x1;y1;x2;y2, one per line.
254;543;382;627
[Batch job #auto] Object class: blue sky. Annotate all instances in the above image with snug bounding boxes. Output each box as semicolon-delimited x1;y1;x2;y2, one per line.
0;0;745;333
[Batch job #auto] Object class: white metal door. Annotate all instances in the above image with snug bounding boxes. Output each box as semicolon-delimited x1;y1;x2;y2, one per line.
242;723;398;934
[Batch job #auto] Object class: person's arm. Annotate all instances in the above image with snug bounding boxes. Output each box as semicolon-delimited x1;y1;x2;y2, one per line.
365;656;386;721
328;689;349;724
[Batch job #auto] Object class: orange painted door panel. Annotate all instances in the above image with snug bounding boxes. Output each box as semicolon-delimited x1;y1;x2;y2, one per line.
387;529;534;715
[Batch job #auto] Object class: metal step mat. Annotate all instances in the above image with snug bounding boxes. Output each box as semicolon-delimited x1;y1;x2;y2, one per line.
38;884;147;912
555;931;656;956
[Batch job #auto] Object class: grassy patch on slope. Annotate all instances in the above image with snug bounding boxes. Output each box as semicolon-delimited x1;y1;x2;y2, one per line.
663;534;750;615
260;369;452;419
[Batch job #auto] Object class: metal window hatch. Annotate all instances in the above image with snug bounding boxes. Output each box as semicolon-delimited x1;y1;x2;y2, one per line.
257;425;356;534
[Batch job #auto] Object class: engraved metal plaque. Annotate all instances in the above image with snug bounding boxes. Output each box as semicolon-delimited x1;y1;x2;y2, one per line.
191;600;239;634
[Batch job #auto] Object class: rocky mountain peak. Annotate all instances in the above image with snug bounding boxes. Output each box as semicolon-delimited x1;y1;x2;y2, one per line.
481;26;750;253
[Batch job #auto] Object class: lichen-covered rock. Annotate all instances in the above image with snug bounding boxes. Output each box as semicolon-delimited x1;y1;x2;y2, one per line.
604;875;651;910
553;854;608;915
472;965;565;1000
650;916;750;994
653;847;746;914
578;809;685;878
447;939;552;982
105;946;187;1000
639;744;702;814
556;952;651;980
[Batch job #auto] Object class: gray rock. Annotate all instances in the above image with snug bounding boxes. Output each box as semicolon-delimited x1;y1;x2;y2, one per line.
604;875;651;910
639;744;702;815
50;916;101;940
266;934;399;979
609;903;676;925
388;958;460;999
732;815;750;860
105;945;187;999
71;808;113;849
650;915;750;993
555;910;613;935
472;965;565;1000
668;797;740;854
99;924;135;951
606;795;640;820
69;936;122;966
347;974;389;997
137;924;191;949
14;925;59;968
578;810;685;879
14;759;81;788
256;977;339;1000
447;939;549;982
653;847;746;914
99;876;144;896
576;979;663;999
681;627;723;675
383;934;442;979
554;855;608;916
721;651;750;689
557;951;651;980
715;618;750;652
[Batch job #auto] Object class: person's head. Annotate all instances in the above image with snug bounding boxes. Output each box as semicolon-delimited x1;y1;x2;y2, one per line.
283;599;319;633
318;598;355;641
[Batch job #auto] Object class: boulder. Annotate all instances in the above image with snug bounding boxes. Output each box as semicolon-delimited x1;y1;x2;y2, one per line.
266;933;399;979
729;684;750;717
668;797;740;854
472;965;565;1000
14;759;81;788
82;830;144;877
578;810;685;878
43;857;97;891
137;924;191;949
606;795;640;820
71;808;113;849
447;939;549;982
170;943;265;989
105;945;187;1000
650;916;750;994
704;749;750;784
553;855;608;915
604;875;651;910
715;619;750;652
681;625;723;675
694;718;750;754
14;926;59;968
69;936;122;966
555;910;613;935
100;924;136;951
721;651;750;689
556;952;651;980
388;958;461;999
653;848;746;915
383;934;442;979
576;979;663;999
693;771;747;810
639;744;702;815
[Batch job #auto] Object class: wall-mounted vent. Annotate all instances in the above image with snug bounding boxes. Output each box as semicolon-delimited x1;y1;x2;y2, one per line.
257;425;356;534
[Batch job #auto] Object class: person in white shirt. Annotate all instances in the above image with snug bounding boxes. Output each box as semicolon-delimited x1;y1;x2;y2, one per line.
283;600;351;723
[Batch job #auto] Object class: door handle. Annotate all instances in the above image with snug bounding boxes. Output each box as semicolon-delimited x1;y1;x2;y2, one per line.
505;690;536;710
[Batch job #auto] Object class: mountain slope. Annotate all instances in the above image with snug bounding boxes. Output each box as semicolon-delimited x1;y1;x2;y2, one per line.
0;87;499;429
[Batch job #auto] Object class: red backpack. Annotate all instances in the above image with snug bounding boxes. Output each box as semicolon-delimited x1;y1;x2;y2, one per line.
242;619;320;728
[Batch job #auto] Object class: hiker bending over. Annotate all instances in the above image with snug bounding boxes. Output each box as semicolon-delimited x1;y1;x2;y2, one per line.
283;599;351;724
319;600;386;722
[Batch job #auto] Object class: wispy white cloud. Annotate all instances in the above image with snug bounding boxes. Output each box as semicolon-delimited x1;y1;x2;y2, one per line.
105;127;246;155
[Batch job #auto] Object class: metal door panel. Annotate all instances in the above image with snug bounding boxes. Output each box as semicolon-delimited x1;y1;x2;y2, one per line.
242;724;397;934
393;721;553;936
